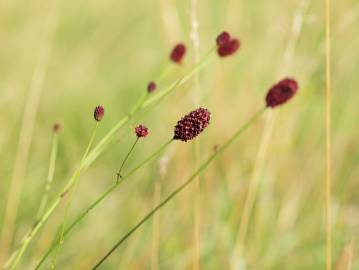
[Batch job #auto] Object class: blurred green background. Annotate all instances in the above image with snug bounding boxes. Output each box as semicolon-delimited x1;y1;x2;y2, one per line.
0;0;358;269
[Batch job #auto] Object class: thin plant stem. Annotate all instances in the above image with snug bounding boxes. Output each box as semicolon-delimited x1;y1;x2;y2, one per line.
0;6;57;263
37;133;59;221
8;124;98;270
151;154;171;270
83;48;215;171
8;196;61;270
92;108;266;269
6;46;215;269
3;132;60;269
141;48;215;110
129;93;148;117
51;123;99;269
117;137;139;181
34;139;173;269
230;1;307;267
325;0;332;267
189;0;201;268
151;181;161;270
83;49;213;172
157;64;174;83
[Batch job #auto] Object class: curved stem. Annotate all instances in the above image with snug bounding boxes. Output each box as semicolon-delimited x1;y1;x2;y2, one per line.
51;123;99;269
141;48;215;110
92;108;266;269
34;139;173;269
36;133;59;220
7;45;215;270
3;133;59;269
117;137;139;181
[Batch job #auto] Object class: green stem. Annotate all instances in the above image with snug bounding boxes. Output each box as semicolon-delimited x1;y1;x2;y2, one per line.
116;137;139;181
34;139;173;269
4;133;60;269
9;196;61;270
82;48;214;171
7;46;215;270
7;124;99;270
51;123;99;269
36;133;59;220
92;108;266;269
141;48;215;109
128;93;148;117
81;116;130;170
157;64;173;83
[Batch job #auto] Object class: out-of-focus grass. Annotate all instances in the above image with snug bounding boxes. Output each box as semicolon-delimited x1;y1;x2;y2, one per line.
0;0;358;269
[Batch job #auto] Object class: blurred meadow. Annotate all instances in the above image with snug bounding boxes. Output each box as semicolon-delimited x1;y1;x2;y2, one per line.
0;0;358;269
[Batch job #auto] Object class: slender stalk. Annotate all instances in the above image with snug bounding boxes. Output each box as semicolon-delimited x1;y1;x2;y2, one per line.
37;133;59;221
8;124;98;270
34;139;173;269
8;196;61;270
83;48;215;171
92;108;266;269
189;1;202;268
151;154;170;270
325;0;332;268
128;93;148;117
141;48;215;110
230;1;307;267
117;137;139;181
3;132;60;269
151;182;161;270
51;123;99;269
0;8;57;263
6;45;216;269
81;116;130;170
157;64;174;83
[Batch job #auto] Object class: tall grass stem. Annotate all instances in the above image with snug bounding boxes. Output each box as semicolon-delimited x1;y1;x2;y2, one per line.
50;123;99;269
0;7;57;263
36;133;59;221
6;46;215;269
325;0;332;268
34;139;173;269
230;1;307;267
92;108;266;269
189;1;202;268
3;132;60;269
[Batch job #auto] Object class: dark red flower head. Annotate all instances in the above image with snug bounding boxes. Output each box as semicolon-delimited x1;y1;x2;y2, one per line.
53;123;61;133
173;108;211;142
216;31;240;57
170;43;186;64
94;105;105;122
217;39;240;57
216;31;231;46
147;81;157;93
265;78;298;108
135;124;149;138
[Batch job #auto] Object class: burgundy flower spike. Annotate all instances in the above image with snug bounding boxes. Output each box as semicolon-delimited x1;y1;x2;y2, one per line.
265;78;299;108
135;124;149;138
94;105;105;122
170;43;186;64
147;81;157;93
173;108;211;142
216;31;240;57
